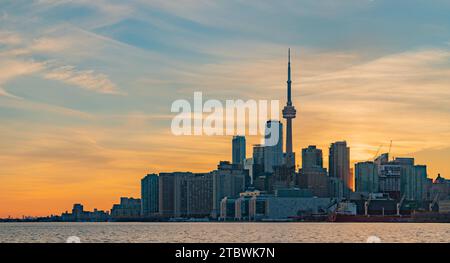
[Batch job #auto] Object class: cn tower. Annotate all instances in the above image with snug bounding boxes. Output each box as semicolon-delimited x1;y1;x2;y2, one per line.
282;48;296;168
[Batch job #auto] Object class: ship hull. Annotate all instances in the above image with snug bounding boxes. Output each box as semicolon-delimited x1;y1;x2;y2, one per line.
331;214;411;223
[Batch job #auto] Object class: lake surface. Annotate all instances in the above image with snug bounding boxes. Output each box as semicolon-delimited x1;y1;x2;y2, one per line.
0;222;449;243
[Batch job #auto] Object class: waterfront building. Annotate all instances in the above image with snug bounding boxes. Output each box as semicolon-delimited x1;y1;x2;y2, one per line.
212;161;247;218
185;173;214;217
355;161;379;193
401;164;428;201
159;172;214;218
235;190;262;221
158;172;190;217
375;155;430;201
141;173;159;217
110;197;141;220
219;197;236;221
377;158;402;199
248;194;271;221
248;191;331;220
61;204;109;222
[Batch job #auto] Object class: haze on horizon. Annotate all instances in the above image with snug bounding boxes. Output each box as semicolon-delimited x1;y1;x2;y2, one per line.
0;0;449;217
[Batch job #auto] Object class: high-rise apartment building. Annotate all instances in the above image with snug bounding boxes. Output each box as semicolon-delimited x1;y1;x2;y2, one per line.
329;141;352;193
141;173;159;217
232;136;246;165
302;145;323;169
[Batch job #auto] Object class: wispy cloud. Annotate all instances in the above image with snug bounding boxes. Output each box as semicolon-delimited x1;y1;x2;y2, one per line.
0;31;22;45
0;59;45;98
0;29;122;96
44;65;122;95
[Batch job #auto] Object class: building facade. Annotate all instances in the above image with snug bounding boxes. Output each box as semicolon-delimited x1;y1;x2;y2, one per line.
355;161;379;193
141;173;159;217
329;141;352;194
298;145;329;197
212;161;247;217
185;173;214;217
110;197;141;220
264;120;283;173
302;145;323;169
232;136;246;165
159;172;214;218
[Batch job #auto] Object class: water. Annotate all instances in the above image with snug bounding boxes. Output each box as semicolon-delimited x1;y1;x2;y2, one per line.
0;222;449;243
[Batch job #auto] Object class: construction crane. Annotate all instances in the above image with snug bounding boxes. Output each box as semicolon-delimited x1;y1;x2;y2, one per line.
367;144;383;162
388;140;393;160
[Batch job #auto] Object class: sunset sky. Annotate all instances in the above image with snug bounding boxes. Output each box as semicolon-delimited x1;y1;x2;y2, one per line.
1;0;450;217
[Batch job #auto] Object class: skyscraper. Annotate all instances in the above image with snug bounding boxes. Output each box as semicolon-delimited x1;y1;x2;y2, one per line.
302;145;323;170
252;144;265;178
232;136;246;165
141;173;159;217
282;48;297;168
329;141;352;193
298;146;329;197
264;120;283;173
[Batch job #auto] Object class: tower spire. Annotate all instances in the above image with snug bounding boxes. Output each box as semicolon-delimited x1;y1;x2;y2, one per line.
288;48;290;63
282;48;297;168
287;48;292;105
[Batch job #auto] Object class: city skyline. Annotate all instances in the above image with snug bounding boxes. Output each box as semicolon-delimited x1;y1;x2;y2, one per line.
0;52;445;220
1;0;450;217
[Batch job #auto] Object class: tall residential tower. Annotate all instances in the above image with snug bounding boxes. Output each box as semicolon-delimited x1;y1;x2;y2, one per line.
232;136;246;165
329;141;352;192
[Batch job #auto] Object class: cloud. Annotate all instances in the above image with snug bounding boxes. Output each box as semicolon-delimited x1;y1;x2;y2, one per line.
0;30;122;96
0;58;121;96
30;37;74;53
32;0;134;29
0;31;22;45
0;59;45;98
43;64;122;95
